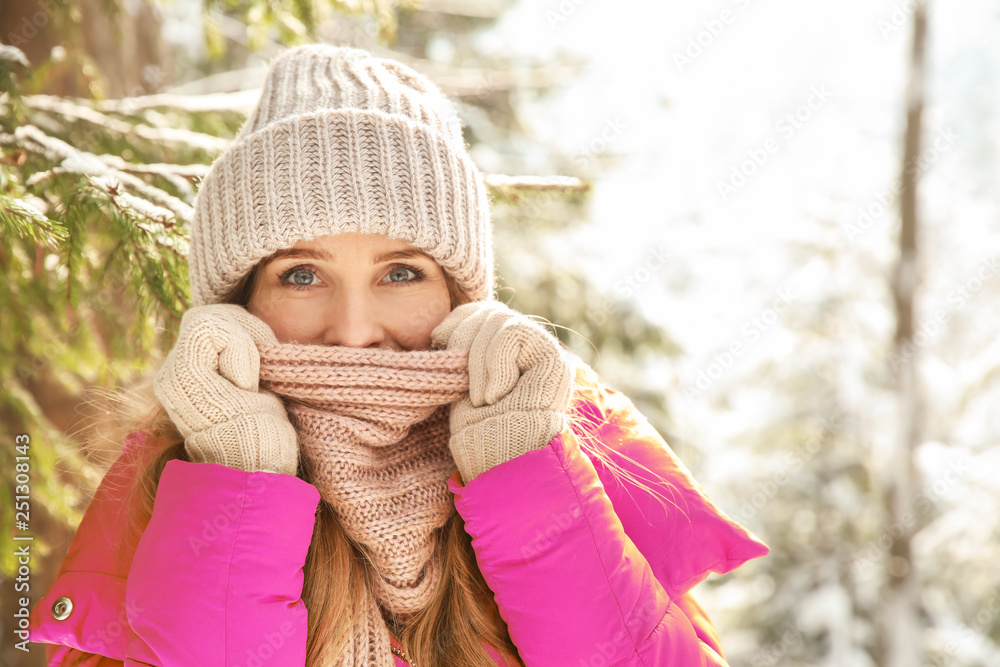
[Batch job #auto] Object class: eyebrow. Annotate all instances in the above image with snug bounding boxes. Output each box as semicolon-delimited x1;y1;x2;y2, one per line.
264;246;433;264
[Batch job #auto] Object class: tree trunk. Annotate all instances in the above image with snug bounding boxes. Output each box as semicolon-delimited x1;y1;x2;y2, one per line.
882;4;928;667
0;0;168;98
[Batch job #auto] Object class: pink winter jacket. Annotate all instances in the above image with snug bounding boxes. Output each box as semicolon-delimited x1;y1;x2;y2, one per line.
29;359;768;666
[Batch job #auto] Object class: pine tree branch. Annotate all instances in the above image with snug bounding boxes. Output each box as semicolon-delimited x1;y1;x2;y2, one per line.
15;125;195;222
484;173;589;193
0;195;68;245
96;154;209;180
22;94;231;153
93;88;261;113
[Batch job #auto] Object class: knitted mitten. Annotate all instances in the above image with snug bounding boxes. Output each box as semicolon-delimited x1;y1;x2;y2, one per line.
431;300;574;484
153;304;299;475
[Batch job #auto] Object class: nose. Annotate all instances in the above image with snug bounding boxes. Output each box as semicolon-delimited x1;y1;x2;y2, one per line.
322;289;386;348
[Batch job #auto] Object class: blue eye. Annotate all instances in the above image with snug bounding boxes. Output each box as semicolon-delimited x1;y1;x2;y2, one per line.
279;265;319;289
276;263;427;290
385;264;427;284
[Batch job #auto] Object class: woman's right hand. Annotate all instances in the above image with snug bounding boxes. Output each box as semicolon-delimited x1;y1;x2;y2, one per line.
153;304;299;475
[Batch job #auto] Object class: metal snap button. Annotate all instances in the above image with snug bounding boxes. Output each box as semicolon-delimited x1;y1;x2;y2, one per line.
51;596;73;621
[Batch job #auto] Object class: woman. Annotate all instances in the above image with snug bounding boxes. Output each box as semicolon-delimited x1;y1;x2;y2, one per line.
29;44;768;666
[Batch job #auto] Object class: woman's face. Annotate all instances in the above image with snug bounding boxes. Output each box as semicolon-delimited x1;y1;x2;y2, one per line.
247;233;452;351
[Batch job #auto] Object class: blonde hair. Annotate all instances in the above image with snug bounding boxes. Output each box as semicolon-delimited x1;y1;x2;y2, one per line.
123;264;526;667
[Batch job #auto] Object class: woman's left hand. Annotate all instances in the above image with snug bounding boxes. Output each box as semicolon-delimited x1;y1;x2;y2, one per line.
431;300;574;484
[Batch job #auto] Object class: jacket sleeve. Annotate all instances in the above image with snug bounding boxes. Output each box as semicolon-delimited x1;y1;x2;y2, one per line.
574;375;769;603
448;430;722;667
123;460;320;666
674;592;726;665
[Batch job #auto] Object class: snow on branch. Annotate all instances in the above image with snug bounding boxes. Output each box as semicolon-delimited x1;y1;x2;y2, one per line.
15;124;195;223
92;88;261;115
484;173;590;194
0;195;68;244
22;94;231;153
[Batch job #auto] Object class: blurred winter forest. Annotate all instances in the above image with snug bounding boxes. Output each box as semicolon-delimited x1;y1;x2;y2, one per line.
2;0;999;665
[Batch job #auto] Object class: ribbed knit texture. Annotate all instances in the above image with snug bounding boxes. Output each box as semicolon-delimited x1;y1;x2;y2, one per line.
153;305;300;476
257;342;470;666
431;300;576;484
188;44;494;307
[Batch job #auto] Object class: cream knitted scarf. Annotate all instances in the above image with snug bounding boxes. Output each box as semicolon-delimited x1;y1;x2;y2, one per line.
257;342;469;666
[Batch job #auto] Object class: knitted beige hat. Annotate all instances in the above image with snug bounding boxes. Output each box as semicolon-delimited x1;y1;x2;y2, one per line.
188;44;495;306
